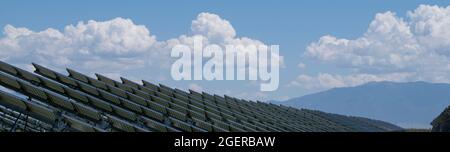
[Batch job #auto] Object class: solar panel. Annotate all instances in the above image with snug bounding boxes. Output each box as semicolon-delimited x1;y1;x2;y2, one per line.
26;102;57;123
65;88;89;103
99;91;121;105
189;90;203;99
159;85;173;97
32;63;56;79
127;93;148;106
121;98;143;113
142;80;159;91
212;125;229;132
41;78;65;94
111;105;137;121
167;108;187;122
78;82;100;96
147;101;167;114
73;102;101;121
169;103;187;115
47;93;75;111
108;115;138;132
120;77;141;89
89;97;113;112
95;74;116;87
63;115;98;132
67;68;89;83
0;61;18;75
169;117;192;132
151;95;170;107
142;107;165;122
0;74;21;90
0;61;403;132
188;110;206;121
59;74;78;87
191;124;208;132
0;91;27;110
109;87;127;98
143;117;167;132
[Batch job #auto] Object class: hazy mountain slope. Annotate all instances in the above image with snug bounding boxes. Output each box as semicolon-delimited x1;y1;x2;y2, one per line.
280;81;450;128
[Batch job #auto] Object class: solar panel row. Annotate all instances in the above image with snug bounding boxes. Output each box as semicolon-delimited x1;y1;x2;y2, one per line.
0;61;402;132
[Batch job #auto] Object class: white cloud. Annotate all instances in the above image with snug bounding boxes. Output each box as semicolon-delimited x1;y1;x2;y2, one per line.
0;17;155;74
289;73;414;90
0;12;281;80
0;11;285;101
297;62;306;69
191;12;236;43
300;5;450;89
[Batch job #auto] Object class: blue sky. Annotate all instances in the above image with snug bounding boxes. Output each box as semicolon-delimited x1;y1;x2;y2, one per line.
1;0;450;101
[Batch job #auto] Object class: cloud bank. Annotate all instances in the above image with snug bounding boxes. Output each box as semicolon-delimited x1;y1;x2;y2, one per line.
294;5;450;90
0;12;279;78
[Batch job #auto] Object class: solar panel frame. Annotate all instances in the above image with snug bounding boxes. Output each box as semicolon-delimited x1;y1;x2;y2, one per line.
143;117;168;132
73;102;102;121
67;68;89;83
211;118;230;131
142;107;165;122
47;93;75;111
19;81;48;100
167;108;187;122
63;115;97;132
0;61;18;75
108;115;137;132
58;74;78;87
120;98;143;114
212;125;229;132
78;82;100;96
89;97;113;112
168;103;187;115
108;86;127;98
147;101;167;114
193;117;213;132
16;69;41;84
40;78;65;94
65;88;89;103
112;105;137;121
0;74;21;90
32;63;57;79
151;95;170;107
142;80;159;91
98;91;121;105
0;90;27;111
169;117;192;132
127;92;148;106
26;101;57;123
95;74;116;87
120;77;141;89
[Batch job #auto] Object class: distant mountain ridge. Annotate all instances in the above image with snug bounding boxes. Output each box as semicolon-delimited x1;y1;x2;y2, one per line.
279;81;450;128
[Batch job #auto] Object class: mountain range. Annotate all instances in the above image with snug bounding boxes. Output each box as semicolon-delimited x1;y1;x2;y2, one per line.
277;81;450;128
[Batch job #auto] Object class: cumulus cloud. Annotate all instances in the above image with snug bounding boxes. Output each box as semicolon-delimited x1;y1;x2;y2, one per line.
191;13;236;43
0;12;280;79
0;17;155;73
299;5;450;89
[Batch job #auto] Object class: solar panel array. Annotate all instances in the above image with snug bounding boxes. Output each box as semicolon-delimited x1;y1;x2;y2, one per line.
0;61;402;132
